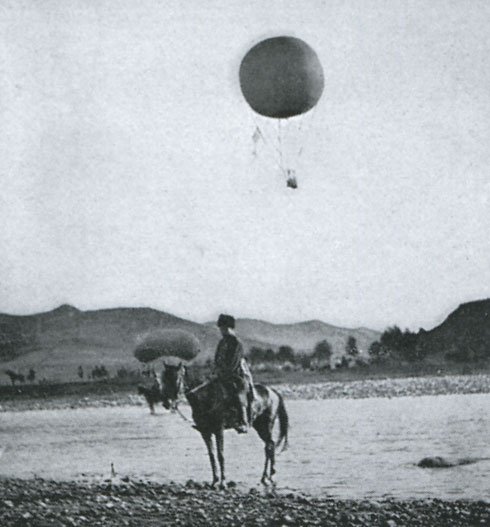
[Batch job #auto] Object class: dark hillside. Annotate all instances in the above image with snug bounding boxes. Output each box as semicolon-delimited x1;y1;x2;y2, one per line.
418;299;490;361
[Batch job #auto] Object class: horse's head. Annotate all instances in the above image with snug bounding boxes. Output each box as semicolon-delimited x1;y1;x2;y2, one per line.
161;362;186;410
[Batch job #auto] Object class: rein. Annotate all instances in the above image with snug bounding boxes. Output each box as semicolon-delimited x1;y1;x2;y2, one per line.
173;401;193;424
171;372;194;424
170;373;207;425
174;378;223;425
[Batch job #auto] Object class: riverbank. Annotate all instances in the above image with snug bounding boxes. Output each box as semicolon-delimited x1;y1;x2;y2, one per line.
274;373;490;400
0;477;488;526
0;373;489;412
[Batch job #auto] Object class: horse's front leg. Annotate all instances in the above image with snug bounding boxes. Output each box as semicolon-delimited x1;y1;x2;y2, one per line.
215;428;226;489
261;450;270;486
266;440;276;484
201;432;219;488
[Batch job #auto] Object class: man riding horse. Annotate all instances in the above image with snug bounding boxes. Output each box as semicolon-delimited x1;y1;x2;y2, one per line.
214;313;256;433
161;321;288;486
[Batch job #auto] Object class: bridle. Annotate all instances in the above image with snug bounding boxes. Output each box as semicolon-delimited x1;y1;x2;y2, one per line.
171;372;223;424
167;366;194;424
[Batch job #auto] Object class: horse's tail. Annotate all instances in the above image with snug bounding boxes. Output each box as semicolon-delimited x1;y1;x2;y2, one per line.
275;391;289;453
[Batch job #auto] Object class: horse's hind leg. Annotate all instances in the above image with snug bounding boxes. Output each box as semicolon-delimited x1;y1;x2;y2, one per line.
201;432;219;488
268;439;276;482
253;416;274;485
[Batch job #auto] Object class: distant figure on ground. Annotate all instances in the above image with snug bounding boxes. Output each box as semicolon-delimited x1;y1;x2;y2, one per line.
138;370;163;415
4;369;25;386
417;456;490;468
214;313;256;433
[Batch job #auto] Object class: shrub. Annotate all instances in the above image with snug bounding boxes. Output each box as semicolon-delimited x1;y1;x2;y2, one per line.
117;367;129;379
313;340;332;362
345;336;359;357
368;341;390;363
298;354;311;370
277;345;295;363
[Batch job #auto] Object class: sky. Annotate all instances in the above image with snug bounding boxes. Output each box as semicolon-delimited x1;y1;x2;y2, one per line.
1;0;489;331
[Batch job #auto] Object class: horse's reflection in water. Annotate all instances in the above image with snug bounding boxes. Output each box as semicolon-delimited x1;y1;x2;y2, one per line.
161;363;289;488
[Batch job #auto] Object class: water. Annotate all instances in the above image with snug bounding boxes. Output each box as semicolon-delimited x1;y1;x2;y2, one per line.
0;393;489;499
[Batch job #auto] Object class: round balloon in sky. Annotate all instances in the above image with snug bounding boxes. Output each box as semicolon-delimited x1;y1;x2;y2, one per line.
239;36;324;119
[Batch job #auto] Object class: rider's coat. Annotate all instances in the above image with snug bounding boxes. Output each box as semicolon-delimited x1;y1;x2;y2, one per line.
214;334;245;380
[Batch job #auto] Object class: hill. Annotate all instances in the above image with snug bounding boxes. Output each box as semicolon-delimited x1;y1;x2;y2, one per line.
418;299;490;361
0;305;220;380
230;318;380;358
0;304;379;382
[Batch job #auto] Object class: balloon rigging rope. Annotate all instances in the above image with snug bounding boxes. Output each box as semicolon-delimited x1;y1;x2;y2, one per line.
298;105;320;158
251;116;282;158
247;108;324;183
288;105;323;177
248;114;285;174
278;120;285;177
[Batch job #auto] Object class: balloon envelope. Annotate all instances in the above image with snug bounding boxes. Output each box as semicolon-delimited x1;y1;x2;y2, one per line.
239;36;324;119
134;329;201;363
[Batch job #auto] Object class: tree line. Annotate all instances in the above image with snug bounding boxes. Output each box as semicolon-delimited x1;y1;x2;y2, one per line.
247;335;361;369
367;326;423;363
368;323;488;364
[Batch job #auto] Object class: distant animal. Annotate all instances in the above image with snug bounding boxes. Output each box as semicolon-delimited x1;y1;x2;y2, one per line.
161;362;289;488
137;371;164;415
4;369;25;386
417;456;490;468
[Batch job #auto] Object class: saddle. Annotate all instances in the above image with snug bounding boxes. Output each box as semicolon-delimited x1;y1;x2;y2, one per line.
195;378;251;429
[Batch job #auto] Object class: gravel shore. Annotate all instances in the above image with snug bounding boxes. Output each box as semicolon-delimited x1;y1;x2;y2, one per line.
274;373;490;400
0;477;488;527
1;373;489;412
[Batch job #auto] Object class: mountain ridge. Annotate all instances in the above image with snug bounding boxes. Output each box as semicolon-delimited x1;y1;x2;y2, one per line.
2;299;487;382
0;304;380;377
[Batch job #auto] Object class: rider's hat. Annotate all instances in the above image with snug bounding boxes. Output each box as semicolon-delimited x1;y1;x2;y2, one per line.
217;314;235;329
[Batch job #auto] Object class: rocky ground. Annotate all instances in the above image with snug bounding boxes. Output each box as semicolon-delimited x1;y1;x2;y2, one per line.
1;373;489;412
0;477;488;527
274;373;490;400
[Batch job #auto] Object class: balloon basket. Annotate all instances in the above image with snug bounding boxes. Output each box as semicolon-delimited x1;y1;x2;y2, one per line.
286;176;298;189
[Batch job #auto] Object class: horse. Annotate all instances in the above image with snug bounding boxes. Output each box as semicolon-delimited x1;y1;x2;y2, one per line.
138;371;164;414
161;362;289;489
137;385;164;415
